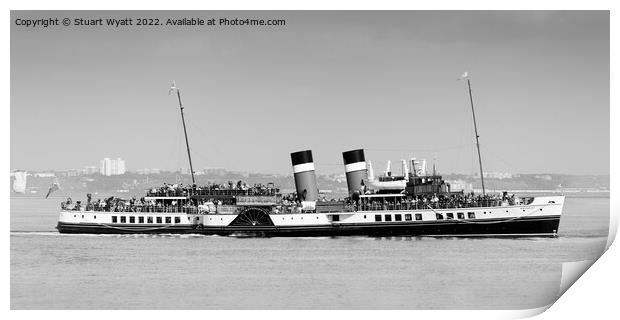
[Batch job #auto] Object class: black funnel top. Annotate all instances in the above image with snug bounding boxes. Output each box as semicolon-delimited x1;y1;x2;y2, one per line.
342;149;365;165
291;150;314;166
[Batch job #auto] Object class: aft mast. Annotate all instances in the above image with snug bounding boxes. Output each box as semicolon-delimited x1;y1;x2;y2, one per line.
461;72;486;195
169;81;196;185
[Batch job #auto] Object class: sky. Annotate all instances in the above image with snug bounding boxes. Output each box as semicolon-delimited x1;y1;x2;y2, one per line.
10;11;609;175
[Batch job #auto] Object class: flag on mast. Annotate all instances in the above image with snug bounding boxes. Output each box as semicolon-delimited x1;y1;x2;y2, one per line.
457;71;469;80
45;181;60;199
168;81;177;95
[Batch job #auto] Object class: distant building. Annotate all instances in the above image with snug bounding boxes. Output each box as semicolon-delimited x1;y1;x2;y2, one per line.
100;157;126;176
12;170;27;193
101;158;111;176
34;172;56;178
115;158;126;175
83;166;98;174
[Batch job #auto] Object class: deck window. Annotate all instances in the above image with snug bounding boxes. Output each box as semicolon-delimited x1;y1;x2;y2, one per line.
156;217;162;224
405;214;412;221
415;213;422;221
165;217;172;224
138;216;144;223
129;216;135;223
112;216;117;223
384;215;392;222
436;213;443;220
332;215;340;222
468;212;476;219
457;212;465;219
375;215;382;222
120;216;126;223
395;214;402;221
147;217;153;223
446;213;454;220
174;217;181;224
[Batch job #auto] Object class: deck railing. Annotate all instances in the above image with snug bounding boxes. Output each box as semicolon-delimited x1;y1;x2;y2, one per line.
62;197;535;214
355;198;534;212
62;204;200;214
146;188;279;197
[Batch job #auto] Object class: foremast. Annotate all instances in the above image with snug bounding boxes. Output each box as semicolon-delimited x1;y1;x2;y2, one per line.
169;81;196;185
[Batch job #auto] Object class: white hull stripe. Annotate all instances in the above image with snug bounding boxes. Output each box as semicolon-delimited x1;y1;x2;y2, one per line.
293;162;315;174
345;162;366;173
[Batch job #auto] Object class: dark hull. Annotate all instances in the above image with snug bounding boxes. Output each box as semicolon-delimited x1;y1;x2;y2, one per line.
57;215;560;237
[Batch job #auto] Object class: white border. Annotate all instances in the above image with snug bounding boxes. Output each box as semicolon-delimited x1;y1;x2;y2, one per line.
4;1;617;320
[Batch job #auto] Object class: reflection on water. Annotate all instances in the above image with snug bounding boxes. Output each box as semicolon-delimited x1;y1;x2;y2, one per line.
10;196;609;309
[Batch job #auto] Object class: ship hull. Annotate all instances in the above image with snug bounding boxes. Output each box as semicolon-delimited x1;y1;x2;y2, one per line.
56;196;564;237
57;215;560;237
55;222;196;234
205;215;560;237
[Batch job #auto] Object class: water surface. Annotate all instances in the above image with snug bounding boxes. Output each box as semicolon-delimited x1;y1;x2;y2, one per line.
10;196;609;309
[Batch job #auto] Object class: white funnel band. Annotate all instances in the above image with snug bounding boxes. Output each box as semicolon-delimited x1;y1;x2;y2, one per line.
345;161;366;173
293;162;315;174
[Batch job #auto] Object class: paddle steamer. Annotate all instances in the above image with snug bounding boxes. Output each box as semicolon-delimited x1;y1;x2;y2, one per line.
56;78;564;237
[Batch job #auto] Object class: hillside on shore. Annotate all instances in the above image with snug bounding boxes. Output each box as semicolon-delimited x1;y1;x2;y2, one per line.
10;169;609;199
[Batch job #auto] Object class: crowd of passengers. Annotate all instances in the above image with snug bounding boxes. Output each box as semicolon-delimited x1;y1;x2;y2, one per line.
61;194;200;213
61;183;526;213
61;191;319;213
354;191;525;210
146;181;278;197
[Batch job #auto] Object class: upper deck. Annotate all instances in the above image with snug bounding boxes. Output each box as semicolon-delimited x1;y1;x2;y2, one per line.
146;184;279;198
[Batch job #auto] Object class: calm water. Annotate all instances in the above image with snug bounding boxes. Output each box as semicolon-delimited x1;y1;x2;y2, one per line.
10;196;609;309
